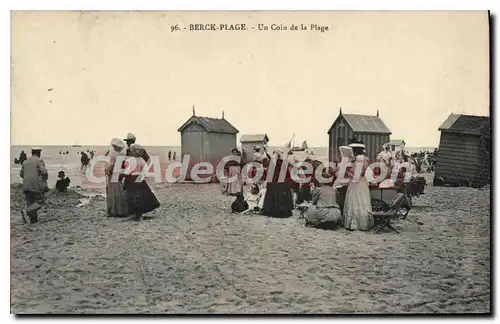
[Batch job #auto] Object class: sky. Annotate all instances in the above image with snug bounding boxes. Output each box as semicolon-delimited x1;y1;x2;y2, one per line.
11;11;489;147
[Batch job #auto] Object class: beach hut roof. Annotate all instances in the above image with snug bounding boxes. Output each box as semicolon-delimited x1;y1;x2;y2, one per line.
328;113;391;134
178;116;239;134
438;114;490;136
240;134;269;143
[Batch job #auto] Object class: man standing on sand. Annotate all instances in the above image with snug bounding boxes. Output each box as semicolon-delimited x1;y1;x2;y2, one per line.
20;147;48;224
168;150;172;162
124;133;150;162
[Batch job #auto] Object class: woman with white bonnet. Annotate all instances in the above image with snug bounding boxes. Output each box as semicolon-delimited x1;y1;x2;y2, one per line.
224;148;244;196
343;141;374;230
105;138;128;217
123;144;161;221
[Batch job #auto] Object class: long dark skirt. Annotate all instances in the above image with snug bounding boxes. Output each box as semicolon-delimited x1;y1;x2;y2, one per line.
262;182;293;218
296;184;312;205
124;177;161;215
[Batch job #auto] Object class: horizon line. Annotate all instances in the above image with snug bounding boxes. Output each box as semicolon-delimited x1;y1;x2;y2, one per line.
10;143;440;148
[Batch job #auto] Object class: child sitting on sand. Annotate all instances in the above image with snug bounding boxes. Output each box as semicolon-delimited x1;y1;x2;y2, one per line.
241;184;262;214
231;192;248;214
55;171;71;192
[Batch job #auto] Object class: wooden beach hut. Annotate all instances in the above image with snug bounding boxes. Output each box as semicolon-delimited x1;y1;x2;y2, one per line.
327;108;392;162
387;139;406;153
240;134;269;162
177;110;239;181
434;113;490;187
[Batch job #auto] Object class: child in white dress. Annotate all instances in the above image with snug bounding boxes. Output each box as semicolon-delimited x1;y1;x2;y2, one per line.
241;184;262;214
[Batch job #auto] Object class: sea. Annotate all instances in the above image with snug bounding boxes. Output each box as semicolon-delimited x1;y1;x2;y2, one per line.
10;145;436;195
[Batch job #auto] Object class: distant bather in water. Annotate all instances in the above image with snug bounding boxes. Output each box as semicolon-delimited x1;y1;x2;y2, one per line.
80;152;90;171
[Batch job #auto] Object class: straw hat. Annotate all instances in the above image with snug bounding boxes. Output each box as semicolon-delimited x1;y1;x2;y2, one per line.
111;138;125;150
31;147;42;151
349;143;365;149
123;133;136;141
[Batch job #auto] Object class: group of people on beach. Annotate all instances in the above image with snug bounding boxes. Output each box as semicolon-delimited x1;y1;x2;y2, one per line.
410;149;438;173
224;145;298;218
17;133;161;224
226;138;419;231
13;150;27;165
224;145;322;219
17;133;418;228
167;150;177;162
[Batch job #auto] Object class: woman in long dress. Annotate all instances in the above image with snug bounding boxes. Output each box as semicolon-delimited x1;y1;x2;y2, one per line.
105;138;128;217
261;149;294;218
343;143;374;230
225;148;243;196
123;144;161;221
375;143;393;182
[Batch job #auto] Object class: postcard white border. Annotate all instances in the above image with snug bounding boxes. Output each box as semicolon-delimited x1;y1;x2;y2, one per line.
3;0;497;323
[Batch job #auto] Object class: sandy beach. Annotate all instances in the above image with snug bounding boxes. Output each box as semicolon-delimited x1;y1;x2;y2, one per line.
10;10;490;315
10;173;490;314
